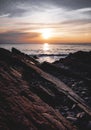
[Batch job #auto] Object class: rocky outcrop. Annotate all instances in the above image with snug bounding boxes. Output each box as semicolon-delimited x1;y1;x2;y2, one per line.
41;51;91;106
40;51;91;130
0;48;91;130
0;48;77;130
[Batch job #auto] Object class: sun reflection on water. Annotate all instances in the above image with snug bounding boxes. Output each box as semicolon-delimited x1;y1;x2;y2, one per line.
43;43;50;51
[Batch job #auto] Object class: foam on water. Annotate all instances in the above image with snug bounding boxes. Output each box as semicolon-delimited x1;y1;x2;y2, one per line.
0;43;91;63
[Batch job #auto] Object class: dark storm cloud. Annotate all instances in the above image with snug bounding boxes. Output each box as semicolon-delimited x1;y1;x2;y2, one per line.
0;0;91;17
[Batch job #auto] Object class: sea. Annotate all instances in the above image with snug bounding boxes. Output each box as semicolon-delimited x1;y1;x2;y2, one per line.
0;43;91;63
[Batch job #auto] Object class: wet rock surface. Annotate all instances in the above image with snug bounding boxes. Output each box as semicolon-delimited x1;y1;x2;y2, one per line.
0;48;91;130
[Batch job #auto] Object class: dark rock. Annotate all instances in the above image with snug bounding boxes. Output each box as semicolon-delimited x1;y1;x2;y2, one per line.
12;47;39;64
1;48;91;130
40;50;91;130
87;121;91;130
0;48;77;130
33;55;39;59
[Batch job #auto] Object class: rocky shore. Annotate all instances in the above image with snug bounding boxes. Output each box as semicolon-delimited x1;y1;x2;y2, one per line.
0;48;91;130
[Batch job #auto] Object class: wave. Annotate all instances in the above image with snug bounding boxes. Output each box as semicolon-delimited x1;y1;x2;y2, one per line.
29;53;67;57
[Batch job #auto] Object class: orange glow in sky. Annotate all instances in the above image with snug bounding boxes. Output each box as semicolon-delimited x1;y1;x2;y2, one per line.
0;0;91;44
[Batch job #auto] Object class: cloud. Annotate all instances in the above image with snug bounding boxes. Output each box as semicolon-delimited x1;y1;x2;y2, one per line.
0;0;27;17
51;0;91;9
0;0;91;43
0;0;91;17
16;18;91;28
0;31;40;43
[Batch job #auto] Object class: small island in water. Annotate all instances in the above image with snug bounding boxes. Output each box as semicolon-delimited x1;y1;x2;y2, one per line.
0;47;91;130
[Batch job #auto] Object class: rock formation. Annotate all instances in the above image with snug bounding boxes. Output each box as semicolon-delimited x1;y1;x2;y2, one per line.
0;48;91;130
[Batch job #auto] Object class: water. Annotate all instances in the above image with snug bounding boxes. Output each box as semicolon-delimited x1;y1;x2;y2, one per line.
0;43;91;63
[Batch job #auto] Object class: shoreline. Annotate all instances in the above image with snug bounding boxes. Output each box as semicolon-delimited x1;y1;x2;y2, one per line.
0;43;91;63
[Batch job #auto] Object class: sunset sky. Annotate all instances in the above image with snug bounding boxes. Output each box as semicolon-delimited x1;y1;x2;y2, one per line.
0;0;91;44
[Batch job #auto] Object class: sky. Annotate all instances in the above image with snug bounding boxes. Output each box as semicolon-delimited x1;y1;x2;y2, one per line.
0;0;91;44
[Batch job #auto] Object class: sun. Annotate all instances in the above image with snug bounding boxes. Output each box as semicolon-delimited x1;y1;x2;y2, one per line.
41;28;52;39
